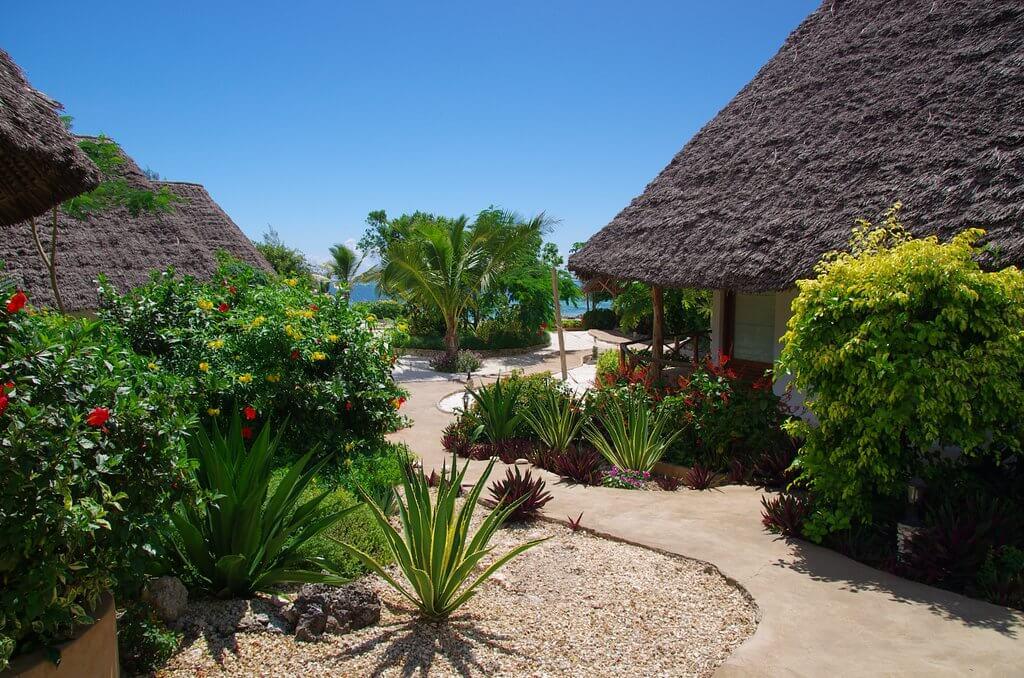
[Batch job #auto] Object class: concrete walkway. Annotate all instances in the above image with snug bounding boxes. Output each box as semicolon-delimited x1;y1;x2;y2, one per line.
389;350;1024;677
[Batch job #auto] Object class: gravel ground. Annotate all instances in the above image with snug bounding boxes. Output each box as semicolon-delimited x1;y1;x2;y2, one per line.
157;520;757;677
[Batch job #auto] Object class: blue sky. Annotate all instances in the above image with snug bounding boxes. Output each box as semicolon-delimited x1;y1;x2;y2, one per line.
4;1;818;266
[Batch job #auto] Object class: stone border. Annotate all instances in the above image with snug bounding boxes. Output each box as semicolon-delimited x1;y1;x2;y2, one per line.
399;342;551;358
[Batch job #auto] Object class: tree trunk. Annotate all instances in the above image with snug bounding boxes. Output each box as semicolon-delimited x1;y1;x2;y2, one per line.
29;210;66;313
443;316;459;357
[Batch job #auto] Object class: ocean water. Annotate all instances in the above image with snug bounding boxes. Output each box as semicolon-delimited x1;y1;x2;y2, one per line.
348;282;605;318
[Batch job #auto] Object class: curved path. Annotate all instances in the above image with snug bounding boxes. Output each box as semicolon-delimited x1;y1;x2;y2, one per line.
389;349;1024;677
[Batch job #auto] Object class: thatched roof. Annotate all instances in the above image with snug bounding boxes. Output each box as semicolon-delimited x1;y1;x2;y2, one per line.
0;49;100;226
569;0;1024;292
0;137;272;311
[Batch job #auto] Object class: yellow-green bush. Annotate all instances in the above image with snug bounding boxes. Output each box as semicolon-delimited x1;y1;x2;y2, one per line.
779;205;1024;540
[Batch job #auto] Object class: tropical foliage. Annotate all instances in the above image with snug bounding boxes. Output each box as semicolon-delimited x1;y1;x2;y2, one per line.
378;210;546;356
100;256;406;454
0;288;192;670
469;376;525;442
779;206;1024;540
586;394;682;472
521;387;586;455
332;454;547;619
170;415;355;597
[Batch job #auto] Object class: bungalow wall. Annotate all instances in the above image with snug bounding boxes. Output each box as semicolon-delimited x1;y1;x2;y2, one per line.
709;288;805;412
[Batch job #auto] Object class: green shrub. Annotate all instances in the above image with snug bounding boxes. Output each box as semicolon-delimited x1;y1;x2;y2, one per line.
581;307;616;330
170;415;354;597
522;387;587;454
470;376;525;442
429;350;482;373
0;296;192;669
595;350;621;382
585;394;681;472
659;357;789;469
779;206;1024;540
117;602;182;675
352;299;406;320
100;255;406;455
332;454;547;619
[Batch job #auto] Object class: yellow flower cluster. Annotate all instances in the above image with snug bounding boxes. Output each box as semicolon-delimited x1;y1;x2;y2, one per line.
207;408;220;416
395;322;409;333
285;308;315;319
238;373;253;384
248;315;266;330
197;299;214;311
207;339;225;349
311;351;327;361
326;334;340;343
266;374;281;383
198;361;210;372
147;362;159;371
284;324;303;340
285;278;298;287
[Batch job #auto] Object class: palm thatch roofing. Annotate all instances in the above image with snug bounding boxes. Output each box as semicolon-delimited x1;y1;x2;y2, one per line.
568;0;1024;293
0;49;100;226
0;137;272;311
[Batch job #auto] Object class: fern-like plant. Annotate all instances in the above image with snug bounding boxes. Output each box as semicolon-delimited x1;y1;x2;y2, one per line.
332;453;547;619
170;414;354;597
521;387;587;455
585;396;681;472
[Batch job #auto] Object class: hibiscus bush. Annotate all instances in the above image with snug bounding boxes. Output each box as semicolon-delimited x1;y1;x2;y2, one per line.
100;256;406;456
779;207;1024;541
659;356;790;470
0;287;193;669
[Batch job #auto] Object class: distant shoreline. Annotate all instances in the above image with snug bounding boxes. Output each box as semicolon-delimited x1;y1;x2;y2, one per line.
347;281;606;319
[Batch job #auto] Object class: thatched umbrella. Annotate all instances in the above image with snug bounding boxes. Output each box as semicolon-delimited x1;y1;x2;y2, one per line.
569;0;1024;293
0;49;100;226
1;138;272;311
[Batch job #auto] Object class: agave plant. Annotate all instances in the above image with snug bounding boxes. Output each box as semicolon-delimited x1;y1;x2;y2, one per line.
488;466;553;522
170;413;354;597
521;387;587;455
469;376;524;442
332;453;547;620
585;396;682;473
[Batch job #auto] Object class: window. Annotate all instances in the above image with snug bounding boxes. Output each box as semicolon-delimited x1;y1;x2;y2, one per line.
725;292;777;364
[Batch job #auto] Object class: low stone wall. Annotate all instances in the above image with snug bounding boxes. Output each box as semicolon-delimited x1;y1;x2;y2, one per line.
2;594;119;678
399;343;550;359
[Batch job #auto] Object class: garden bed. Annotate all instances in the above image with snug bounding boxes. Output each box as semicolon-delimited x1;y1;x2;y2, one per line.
157;520;757;676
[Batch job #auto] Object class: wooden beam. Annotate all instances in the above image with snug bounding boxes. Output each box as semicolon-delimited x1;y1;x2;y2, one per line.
651;285;664;382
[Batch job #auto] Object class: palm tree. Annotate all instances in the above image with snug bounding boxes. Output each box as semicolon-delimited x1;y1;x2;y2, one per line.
328;243;364;285
379;211;547;356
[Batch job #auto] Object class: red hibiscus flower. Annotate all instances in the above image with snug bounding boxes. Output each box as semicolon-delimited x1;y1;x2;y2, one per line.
309;304;318;311
6;290;27;313
243;405;257;421
0;393;8;416
242;426;254;440
86;407;110;427
218;302;230;313
344;401;353;411
290;350;300;361
229;285;238;295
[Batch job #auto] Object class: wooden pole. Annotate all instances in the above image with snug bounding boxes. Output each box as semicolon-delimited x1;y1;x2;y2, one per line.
651;285;664;383
551;266;568;381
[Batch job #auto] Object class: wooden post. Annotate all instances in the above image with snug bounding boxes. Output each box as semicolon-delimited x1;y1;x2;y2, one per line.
551;267;568;381
651;285;664;382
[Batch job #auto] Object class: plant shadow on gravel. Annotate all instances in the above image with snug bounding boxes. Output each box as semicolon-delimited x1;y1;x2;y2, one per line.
774;540;1022;637
336;605;527;678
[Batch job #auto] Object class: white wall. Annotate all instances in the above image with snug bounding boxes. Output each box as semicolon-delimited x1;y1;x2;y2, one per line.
708;287;806;413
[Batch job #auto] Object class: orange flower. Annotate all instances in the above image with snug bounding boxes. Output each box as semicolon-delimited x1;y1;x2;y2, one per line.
6;290;27;313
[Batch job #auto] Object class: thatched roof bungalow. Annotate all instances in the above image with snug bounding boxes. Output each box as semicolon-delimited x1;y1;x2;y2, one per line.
0;49;100;225
568;0;1024;390
1;137;272;311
